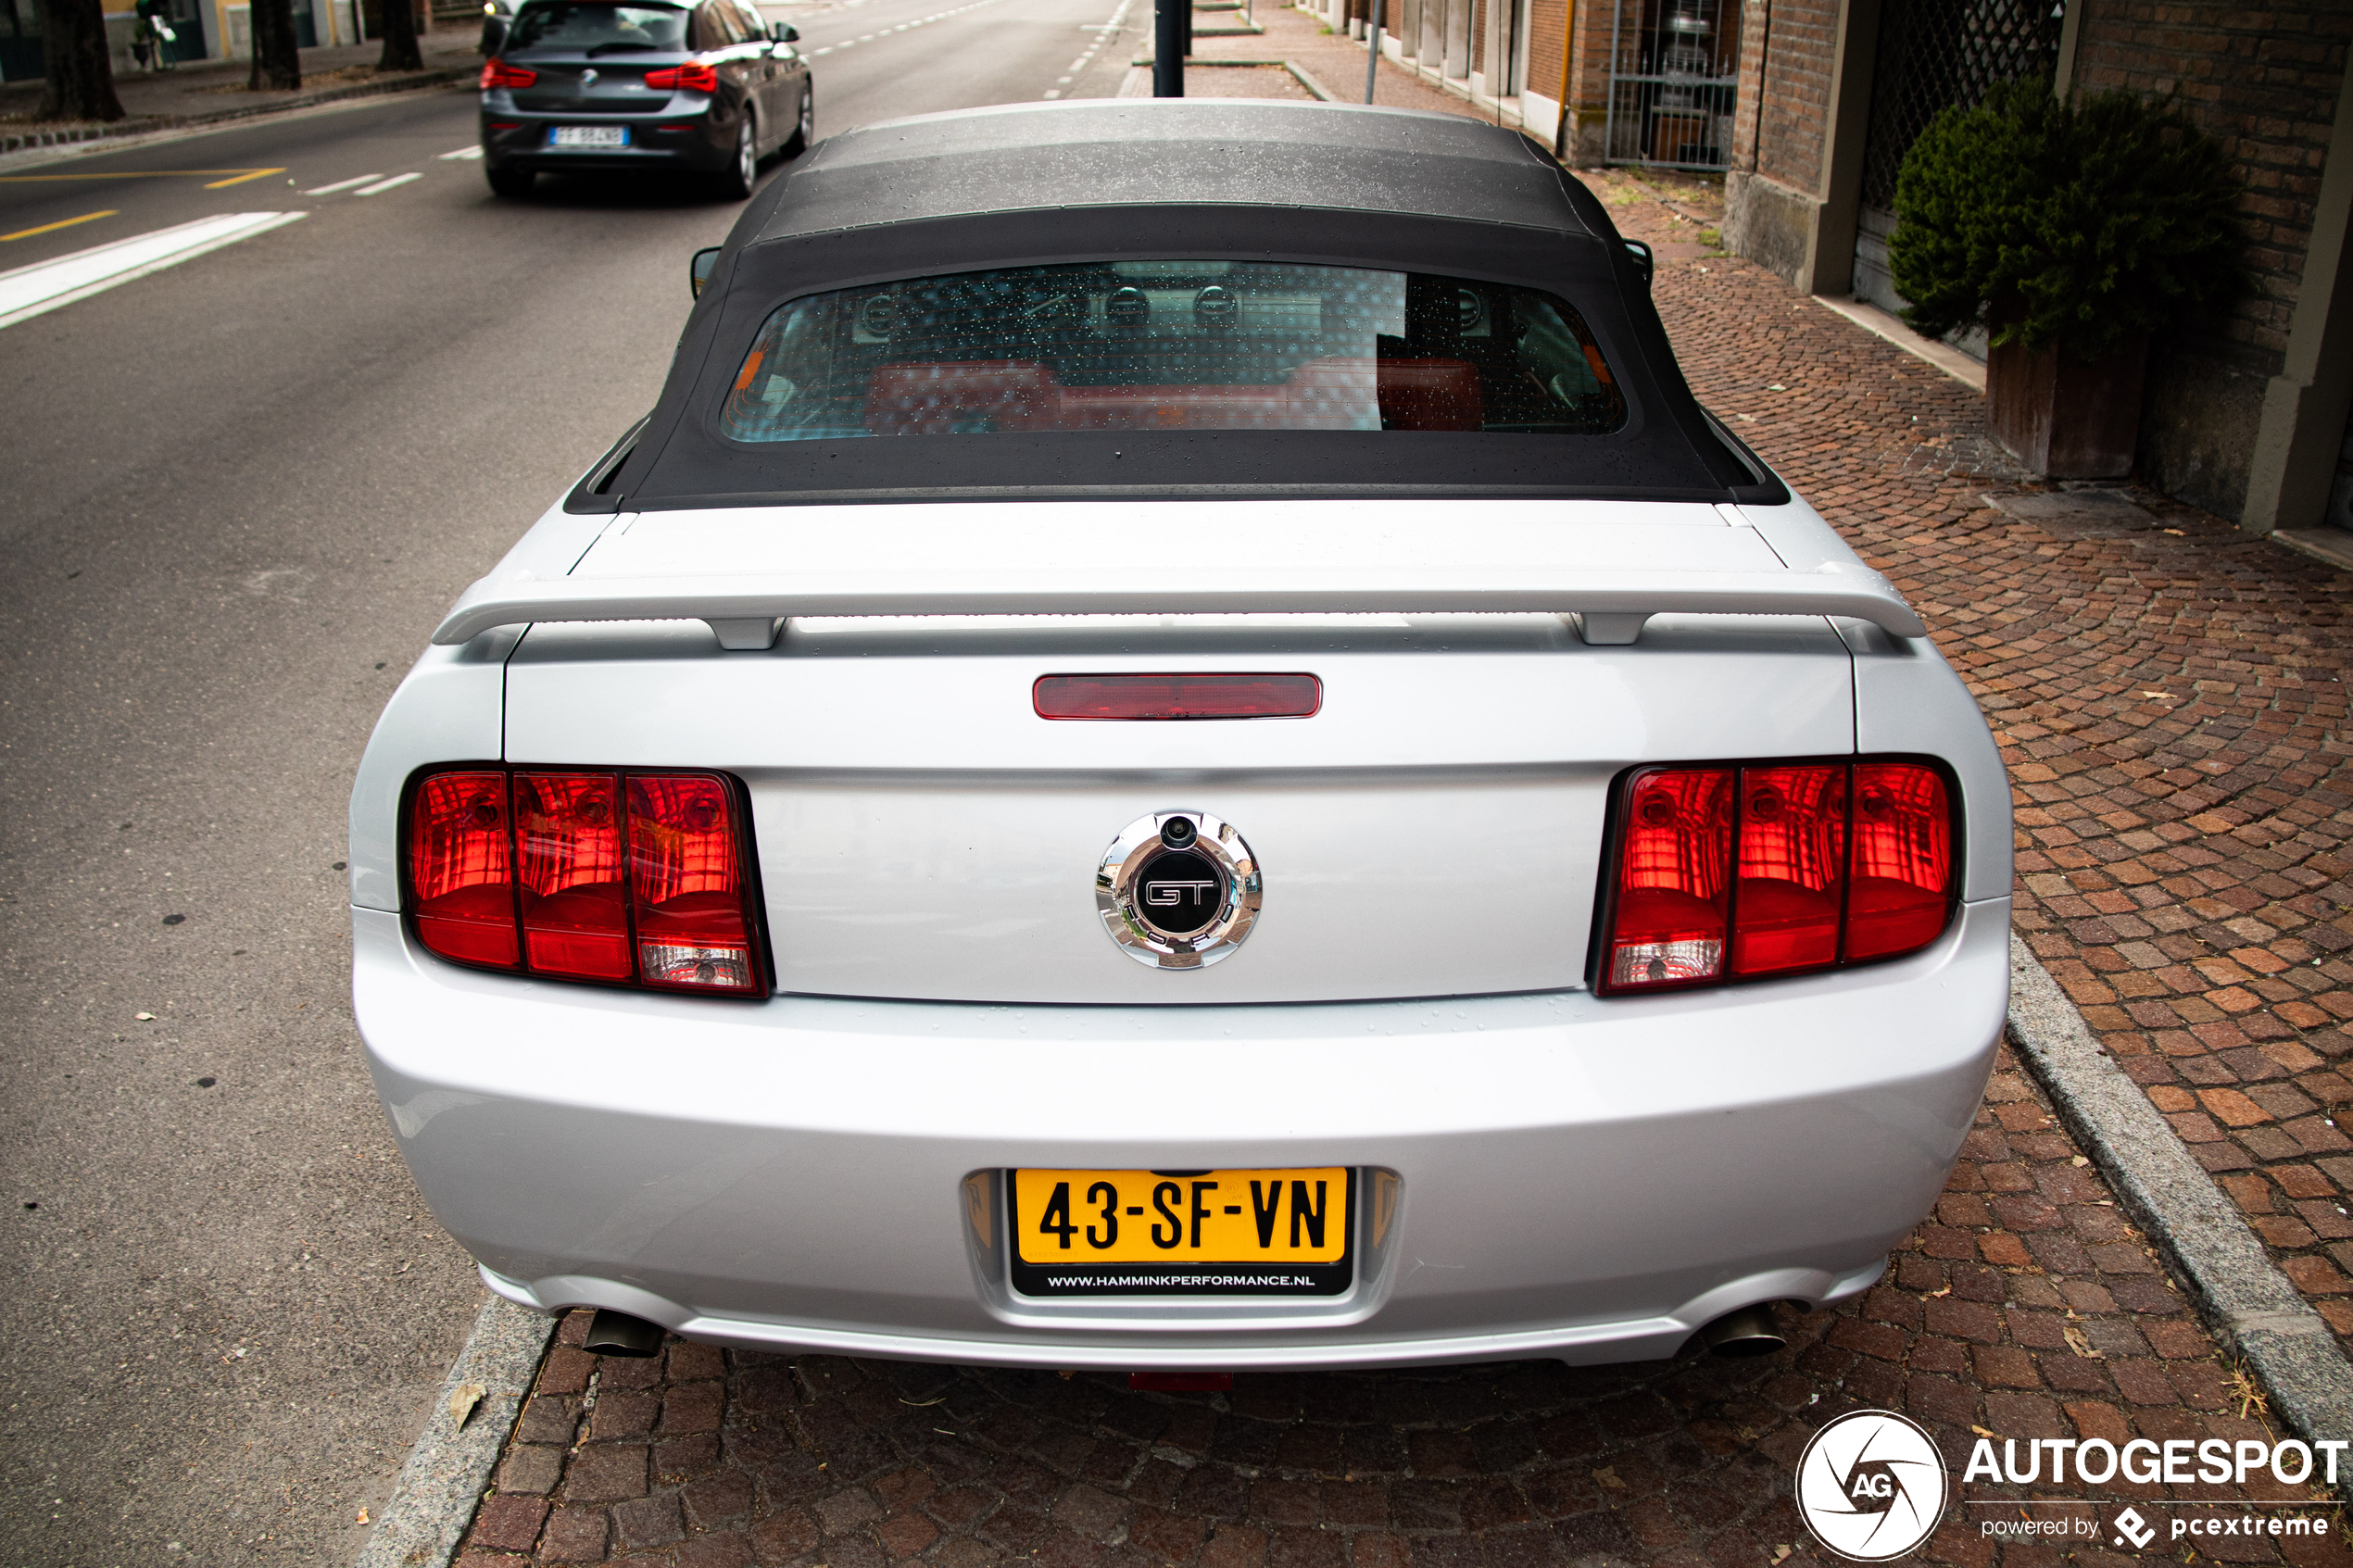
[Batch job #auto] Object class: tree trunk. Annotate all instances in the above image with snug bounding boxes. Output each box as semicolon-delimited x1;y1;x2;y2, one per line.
377;0;422;70
34;0;126;121
247;0;303;89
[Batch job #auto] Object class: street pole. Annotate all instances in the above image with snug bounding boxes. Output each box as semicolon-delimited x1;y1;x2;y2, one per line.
1153;0;1182;94
1361;0;1381;101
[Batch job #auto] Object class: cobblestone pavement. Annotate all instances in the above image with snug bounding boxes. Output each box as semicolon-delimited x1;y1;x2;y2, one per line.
444;157;2353;1568
455;1049;2347;1566
1583;169;2353;1357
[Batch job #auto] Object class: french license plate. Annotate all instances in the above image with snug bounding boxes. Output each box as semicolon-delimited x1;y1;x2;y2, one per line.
1009;1167;1354;1297
548;125;628;148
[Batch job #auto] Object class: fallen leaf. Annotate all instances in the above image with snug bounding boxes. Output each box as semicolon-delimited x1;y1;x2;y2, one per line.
135;1012;156;1021
2162;527;2185;535
1924;1286;1951;1298
356;1508;370;1525
2071;1155;2090;1166
1593;1466;1626;1488
2063;1323;2101;1360
1771;1548;1793;1564
447;1381;487;1429
1971;1424;1999;1439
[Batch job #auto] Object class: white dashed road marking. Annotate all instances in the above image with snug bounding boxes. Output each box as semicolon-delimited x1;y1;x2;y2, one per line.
305;174;381;194
354;173;422;195
438;145;486;160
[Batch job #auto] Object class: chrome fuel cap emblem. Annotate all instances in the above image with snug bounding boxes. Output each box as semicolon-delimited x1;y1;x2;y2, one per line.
1097;810;1261;970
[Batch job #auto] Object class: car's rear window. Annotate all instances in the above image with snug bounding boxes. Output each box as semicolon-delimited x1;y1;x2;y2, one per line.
507;0;687;52
717;260;1626;442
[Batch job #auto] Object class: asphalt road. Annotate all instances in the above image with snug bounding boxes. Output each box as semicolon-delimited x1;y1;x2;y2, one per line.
0;6;1140;1562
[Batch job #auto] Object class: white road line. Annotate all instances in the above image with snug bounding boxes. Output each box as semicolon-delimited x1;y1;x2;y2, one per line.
354;172;422;194
812;44;832;52
1067;55;1088;69
0;211;307;331
1041;88;1061;97
438;145;485;160
305;174;380;194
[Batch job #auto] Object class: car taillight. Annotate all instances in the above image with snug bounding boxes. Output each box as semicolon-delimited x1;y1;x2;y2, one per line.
643;60;720;93
1034;673;1322;720
1597;758;1957;995
627;773;757;992
1606;766;1732;989
403;766;765;997
516;772;629;979
409;771;516;968
1846;762;1955;960
480;57;536;88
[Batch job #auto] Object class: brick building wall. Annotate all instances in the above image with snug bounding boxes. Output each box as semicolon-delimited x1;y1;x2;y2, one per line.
1523;0;1566;136
2071;0;2350;522
1727;0;1834;194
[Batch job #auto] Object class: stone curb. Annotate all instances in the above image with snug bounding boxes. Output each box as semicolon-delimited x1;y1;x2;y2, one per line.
2007;933;2353;1486
0;68;469;157
356;1296;555;1568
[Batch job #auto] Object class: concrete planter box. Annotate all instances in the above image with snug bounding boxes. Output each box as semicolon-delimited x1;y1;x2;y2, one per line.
1988;332;2150;481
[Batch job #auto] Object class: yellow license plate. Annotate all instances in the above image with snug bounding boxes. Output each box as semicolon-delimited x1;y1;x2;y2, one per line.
1008;1168;1354;1298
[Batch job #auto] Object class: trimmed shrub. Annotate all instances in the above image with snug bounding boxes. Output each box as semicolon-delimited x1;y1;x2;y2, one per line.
1889;78;2246;359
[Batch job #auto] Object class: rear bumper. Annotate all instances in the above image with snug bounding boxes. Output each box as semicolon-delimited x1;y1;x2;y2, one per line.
355;896;2008;1369
481;108;736;173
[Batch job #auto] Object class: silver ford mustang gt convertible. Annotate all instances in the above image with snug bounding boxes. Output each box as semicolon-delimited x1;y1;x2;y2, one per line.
351;99;2009;1372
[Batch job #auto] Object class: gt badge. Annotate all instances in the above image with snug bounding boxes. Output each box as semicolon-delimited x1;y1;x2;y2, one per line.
1097;810;1261;970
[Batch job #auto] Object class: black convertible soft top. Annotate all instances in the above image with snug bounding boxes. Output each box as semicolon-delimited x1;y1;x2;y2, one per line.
585;100;1786;511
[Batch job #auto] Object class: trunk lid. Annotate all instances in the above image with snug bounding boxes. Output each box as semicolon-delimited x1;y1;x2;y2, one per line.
509;53;676;111
499;500;1858;1005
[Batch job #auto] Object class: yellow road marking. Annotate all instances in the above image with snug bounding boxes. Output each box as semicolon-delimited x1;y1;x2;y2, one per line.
203;168;288;188
0;208;117;242
0;168;283;183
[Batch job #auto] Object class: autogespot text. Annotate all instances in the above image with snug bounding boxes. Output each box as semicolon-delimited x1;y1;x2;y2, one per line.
1964;1435;2346;1486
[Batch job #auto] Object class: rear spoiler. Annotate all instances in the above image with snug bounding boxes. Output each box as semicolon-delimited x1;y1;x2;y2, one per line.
430;560;1926;649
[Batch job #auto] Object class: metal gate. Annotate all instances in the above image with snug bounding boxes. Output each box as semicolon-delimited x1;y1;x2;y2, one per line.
1851;0;2065;319
1604;0;1744;170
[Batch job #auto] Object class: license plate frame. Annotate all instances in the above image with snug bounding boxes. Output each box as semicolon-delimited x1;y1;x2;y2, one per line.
547;125;629;148
1007;1167;1356;1298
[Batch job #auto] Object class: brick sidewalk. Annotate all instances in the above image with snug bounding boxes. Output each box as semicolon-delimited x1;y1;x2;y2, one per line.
455;1048;2348;1566
1580;169;2353;1361
1180;4;1496;116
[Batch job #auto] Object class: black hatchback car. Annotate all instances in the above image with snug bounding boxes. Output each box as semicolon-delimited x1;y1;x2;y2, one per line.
479;0;812;198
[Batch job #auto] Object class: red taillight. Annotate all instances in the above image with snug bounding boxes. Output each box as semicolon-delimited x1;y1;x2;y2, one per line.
403;766;764;997
1730;764;1845;978
480;57;536;88
627;773;757;993
1606;767;1732;989
1599;758;1957;995
516;772;630;979
1034;673;1322;721
643;59;720;93
409;771;517;968
1846;762;1954;960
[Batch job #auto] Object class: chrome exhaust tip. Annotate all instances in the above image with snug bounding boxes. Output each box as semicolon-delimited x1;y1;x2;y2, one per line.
582;1309;666;1358
1700;1303;1787;1359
